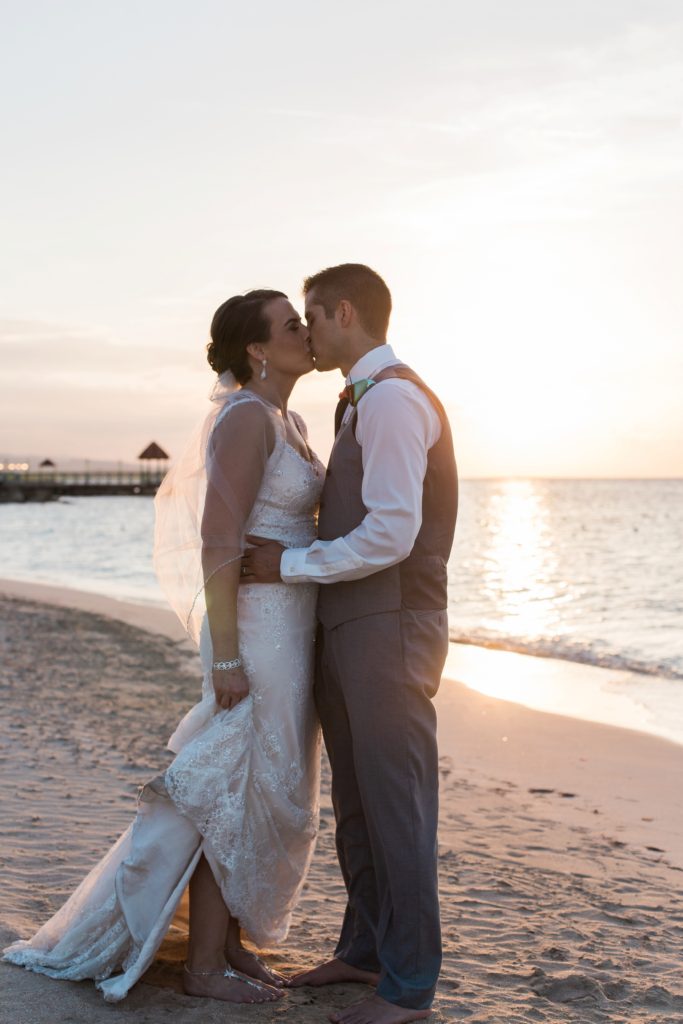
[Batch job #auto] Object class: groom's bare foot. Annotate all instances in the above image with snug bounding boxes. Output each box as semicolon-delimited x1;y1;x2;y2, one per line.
183;964;283;1003
288;957;379;988
329;995;431;1024
225;945;286;987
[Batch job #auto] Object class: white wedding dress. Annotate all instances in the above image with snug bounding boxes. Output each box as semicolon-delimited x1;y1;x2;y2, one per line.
3;392;325;1001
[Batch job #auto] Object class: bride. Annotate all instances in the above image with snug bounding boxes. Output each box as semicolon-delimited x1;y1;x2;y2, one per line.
3;290;325;1004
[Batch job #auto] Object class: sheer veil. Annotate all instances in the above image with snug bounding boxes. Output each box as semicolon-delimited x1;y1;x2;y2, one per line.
153;370;244;644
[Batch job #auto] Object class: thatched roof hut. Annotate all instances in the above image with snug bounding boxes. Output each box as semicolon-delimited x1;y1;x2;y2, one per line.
138;442;169;481
138;442;169;461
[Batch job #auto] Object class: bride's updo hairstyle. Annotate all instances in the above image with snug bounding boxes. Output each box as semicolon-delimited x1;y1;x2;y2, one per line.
207;289;286;384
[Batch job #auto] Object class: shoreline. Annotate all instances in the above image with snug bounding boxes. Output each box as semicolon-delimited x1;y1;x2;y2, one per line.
0;576;189;644
2;574;680;747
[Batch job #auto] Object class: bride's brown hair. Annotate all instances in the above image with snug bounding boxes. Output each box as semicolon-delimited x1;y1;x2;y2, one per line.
207;290;286;384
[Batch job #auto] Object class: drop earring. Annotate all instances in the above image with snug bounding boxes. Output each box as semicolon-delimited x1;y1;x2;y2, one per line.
260;359;268;381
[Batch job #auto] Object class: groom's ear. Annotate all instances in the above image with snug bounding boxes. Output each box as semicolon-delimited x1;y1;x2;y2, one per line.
337;299;353;328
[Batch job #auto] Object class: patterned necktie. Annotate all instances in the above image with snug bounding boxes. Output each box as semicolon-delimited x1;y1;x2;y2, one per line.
334;396;349;436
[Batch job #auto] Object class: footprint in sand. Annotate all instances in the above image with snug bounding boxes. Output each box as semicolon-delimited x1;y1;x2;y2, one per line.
530;968;605;1004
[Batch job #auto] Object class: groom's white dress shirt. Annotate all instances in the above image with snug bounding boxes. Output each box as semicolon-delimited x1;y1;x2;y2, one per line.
280;344;442;585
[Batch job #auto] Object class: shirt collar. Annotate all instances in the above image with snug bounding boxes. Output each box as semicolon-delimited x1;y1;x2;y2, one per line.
346;344;397;385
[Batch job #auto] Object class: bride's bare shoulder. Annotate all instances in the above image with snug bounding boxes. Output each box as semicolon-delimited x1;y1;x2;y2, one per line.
213;395;277;448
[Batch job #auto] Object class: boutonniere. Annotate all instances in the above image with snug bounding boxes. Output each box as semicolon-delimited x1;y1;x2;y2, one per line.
339;378;376;407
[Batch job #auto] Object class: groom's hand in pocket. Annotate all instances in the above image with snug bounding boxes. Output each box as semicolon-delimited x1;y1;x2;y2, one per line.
241;536;285;583
213;666;250;711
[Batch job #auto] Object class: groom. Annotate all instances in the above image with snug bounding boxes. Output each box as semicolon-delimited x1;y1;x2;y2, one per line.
242;263;457;1024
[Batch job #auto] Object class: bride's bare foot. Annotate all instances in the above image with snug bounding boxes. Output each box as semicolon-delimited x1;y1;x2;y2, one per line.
183;963;283;1003
288;957;380;988
329;995;431;1024
225;944;286;987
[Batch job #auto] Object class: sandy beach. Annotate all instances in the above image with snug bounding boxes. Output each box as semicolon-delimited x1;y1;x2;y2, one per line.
1;578;682;1023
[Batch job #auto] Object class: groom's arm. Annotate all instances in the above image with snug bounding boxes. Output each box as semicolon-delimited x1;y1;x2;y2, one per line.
278;380;441;585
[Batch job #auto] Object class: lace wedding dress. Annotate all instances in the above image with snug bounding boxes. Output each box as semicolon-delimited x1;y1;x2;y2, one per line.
3;392;324;1001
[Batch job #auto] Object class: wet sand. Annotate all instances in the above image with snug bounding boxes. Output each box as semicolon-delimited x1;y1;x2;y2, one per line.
1;579;682;1023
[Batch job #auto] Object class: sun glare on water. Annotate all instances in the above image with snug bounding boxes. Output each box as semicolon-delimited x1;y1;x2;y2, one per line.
451;479;573;707
481;480;563;641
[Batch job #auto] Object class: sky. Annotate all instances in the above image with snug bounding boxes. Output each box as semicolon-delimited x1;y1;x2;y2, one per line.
1;0;682;477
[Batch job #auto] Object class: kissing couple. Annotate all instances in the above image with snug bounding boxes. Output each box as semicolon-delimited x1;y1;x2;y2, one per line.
4;263;458;1024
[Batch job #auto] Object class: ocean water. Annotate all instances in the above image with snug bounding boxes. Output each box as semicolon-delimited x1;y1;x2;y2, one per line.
449;479;683;681
1;481;682;740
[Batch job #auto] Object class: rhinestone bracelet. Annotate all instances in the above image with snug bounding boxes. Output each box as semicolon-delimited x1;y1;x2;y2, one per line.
212;657;242;671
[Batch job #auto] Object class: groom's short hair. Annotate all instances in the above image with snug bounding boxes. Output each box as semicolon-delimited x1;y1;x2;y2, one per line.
303;263;392;341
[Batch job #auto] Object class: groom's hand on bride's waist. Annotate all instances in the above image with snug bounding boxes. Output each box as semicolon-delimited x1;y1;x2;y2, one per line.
241;536;285;584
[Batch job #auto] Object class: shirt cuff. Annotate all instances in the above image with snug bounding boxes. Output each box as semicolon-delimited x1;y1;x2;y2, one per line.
280;547;309;582
280;539;367;583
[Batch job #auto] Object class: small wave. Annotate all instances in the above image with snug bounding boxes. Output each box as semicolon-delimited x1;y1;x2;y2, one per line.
448;631;683;682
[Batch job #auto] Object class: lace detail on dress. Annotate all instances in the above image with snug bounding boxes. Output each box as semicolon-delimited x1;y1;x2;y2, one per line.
165;431;325;945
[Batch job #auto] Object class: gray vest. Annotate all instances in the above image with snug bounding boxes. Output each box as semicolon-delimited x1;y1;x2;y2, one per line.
317;363;458;630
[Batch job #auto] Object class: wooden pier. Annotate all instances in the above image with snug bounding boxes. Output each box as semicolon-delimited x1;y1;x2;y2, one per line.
0;469;168;503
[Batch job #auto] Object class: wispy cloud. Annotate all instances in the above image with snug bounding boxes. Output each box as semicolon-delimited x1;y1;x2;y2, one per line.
0;319;196;379
373;21;683;234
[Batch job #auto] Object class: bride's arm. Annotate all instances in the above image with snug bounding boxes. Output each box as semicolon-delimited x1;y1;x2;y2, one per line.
202;560;244;709
201;400;274;709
